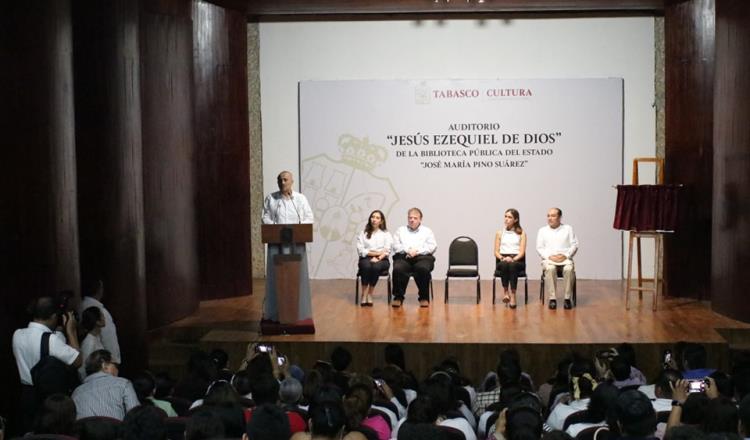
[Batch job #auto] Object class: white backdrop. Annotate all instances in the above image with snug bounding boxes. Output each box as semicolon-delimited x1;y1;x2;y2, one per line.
299;79;623;280
258;17;656;278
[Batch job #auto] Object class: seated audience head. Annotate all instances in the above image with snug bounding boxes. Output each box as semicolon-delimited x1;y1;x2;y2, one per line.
505;406;544;440
498;358;523;388
343;383;374;429
331;346;352;372
422;375;455;416
231;370;253;399
709;371;734;399
682;343;709;371
185;408;225;440
312;384;344;407
610;356;631;382
75;415;121;440
209;349;229;371
132;371;157;405
616;343;639;368
120;405;167;440
309;400;347;439
568;357;597;400
251;373;280;406
187;350;217;382
204;380;241;407
397;423;449;440
81;306;104;334
302;369;324;405
154;372;175;399
85;349;118;377
653;369;683;399
585;382;620;423
405;395;439;424
34;393;77;435
243;403;291;440
614;390;656;438
279;377;303;405
246;352;274;378
384;344;406;371
702;397;738;434
682;393;711;425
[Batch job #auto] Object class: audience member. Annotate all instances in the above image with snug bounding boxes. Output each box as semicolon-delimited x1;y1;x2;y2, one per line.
210;348;233;382
174;351;217;402
702;397;738;435
344;383;390;440
331;346;353;393
74;415;121;440
32;393;77;437
681;344;716;380
120;405;167;440
185;407;225;440
78;306;105;381
71;349;139;420
79;278;122;364
614;390;657;439
547;358;598;430
13;295;82;430
249;372;306;434
244;403;291;440
132;371;178;416
565;382;619;437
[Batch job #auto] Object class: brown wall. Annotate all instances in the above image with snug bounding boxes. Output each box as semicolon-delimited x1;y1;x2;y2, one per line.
73;0;149;374
193;0;252;300
711;0;750;321
0;0;80;430
664;0;715;299
140;0;201;328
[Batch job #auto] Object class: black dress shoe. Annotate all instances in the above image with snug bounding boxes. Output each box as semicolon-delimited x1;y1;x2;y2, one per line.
564;299;572;309
549;299;557;310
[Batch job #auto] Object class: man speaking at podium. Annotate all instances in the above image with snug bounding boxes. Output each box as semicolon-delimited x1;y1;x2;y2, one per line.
261;171;314;324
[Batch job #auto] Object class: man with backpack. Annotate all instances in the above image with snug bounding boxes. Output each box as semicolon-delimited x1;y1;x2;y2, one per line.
12;296;82;431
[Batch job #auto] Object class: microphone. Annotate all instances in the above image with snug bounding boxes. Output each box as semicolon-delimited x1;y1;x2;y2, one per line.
290;197;302;224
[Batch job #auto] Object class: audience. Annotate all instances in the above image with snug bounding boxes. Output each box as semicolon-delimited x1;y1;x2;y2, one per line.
9;314;750;440
79;278;122;364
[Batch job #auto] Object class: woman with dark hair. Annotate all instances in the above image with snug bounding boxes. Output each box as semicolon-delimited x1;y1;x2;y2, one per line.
33;393;77;436
78;306;105;380
494;208;527;309
291;399;368;440
356;210;392;306
565;382;619;437
344;383;391;440
547;358;599;430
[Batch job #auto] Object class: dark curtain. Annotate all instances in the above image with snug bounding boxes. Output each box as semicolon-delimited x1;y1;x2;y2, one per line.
613;185;683;231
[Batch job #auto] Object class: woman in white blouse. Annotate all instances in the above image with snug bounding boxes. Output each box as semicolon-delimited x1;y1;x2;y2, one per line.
79;306;105;379
493;208;527;309
356;210;393;306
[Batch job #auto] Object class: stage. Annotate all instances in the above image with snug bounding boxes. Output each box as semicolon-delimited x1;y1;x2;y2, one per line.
149;278;750;386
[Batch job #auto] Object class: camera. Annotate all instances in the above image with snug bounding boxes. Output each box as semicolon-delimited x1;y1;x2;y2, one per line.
663;349;672;368
688;378;708;393
277;355;286;366
374;379;385;389
255;344;273;353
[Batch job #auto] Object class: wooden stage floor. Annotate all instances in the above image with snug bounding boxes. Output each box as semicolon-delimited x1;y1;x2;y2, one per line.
164;278;749;345
151;278;750;385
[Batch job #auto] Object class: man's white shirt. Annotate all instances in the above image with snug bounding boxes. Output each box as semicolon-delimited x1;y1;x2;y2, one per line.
262;191;314;224
392;225;437;255
536;224;579;263
12;322;79;385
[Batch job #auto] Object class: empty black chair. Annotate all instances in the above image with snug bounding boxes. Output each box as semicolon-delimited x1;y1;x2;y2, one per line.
444;236;480;304
539;265;577;306
492;258;529;305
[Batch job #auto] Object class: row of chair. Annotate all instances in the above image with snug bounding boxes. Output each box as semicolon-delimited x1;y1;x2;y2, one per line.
355;236;576;306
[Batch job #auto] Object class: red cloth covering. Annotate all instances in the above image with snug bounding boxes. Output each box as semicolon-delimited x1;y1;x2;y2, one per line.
613;184;683;231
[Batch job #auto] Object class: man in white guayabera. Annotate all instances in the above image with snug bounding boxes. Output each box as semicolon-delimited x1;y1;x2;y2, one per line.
536;207;578;310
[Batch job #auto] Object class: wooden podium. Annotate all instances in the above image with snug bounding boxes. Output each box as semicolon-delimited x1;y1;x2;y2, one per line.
260;223;314;334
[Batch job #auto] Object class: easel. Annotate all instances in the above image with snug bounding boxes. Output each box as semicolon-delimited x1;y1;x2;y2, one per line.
625;157;667;311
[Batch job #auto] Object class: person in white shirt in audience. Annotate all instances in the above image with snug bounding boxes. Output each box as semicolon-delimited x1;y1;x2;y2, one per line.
536;207;579;310
356;210;392;307
547;360;597;431
391;207;437;308
78;306;105;381
79;279;122;364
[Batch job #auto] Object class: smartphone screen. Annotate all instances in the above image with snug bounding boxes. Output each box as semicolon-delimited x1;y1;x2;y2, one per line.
256;344;272;353
688;379;705;393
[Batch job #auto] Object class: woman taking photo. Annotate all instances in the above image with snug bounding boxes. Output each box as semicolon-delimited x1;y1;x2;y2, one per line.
493;208;527;309
356;210;392;306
